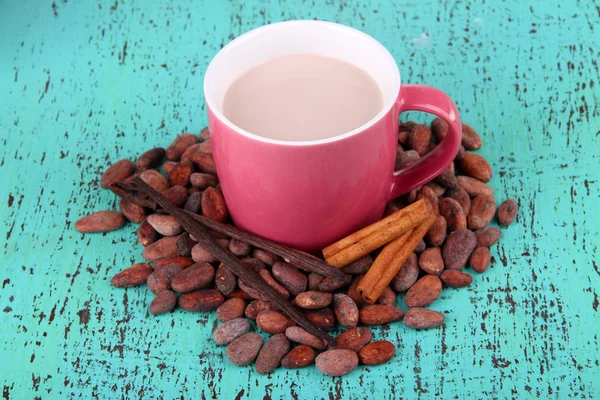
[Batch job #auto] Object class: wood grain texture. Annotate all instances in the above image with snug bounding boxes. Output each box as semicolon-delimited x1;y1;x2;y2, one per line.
1;0;599;398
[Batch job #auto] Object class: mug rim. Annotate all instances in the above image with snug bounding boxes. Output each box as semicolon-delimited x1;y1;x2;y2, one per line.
204;20;401;147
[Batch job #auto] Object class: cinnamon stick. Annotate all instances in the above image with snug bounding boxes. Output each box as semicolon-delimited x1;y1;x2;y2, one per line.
110;182;345;279
357;215;436;304
130;177;335;344
324;199;432;268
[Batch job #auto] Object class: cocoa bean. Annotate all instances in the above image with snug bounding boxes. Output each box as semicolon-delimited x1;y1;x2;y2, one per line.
137;217;158;246
417;186;439;215
152;256;194;269
395;150;420;170
200;127;210;140
414;239;427;254
178;289;224;311
183;191;202;213
149;290;177;315
176;233;196;257
216;298;246;322
256;311;295;334
347;275;367;306
342;255;373;275
391;253;419;292
189;152;217;175
201;187;228;222
359;305;404;325
469;247;491;273
100;159;135;189
459;152;492;182
303;307;335;332
409;124;432;156
404;275;442;307
162;185;189;207
136;148;165;171
228;239;251;256
190;172;218;189
181;141;212;162
75;210;126;233
434;165;458;188
259;269;290;299
418;247;444;275
295;291;333;309
439;197;467;232
426;215;447;247
166;133;200;161
447;187;471;215
118;198;147;223
237;279;268;301
376;286;396;306
468;195;497;230
191;243;217;263
426;181;446;197
333;293;359;328
162;161;177;175
281;345;316;369
331;327;372;352
111;263;153;287
147;214;183;237
461;124;482;150
442;228;477;270
315;350;358;377
285;326;327;350
358;341;395;366
308;272;326;291
457;176;494;197
170;262;214;293
226;333;263;366
139;169;170;192
271;262;307;296
497;198;519;226
431;117;448;141
245;300;277;320
318;274;352;292
240;257;267;272
142;236;179;261
440;270;473;287
215;263;237;296
255;334;290;374
403;307;445;329
147;263;183;294
251;248;280;266
475;227;502;247
168;160;194;187
213;318;250;345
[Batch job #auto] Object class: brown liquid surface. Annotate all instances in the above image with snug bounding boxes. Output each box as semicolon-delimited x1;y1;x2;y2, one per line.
223;54;383;141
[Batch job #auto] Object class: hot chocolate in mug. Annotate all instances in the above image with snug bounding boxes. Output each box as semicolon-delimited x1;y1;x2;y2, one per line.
204;20;461;252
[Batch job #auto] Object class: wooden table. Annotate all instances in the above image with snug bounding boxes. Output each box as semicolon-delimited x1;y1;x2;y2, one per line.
1;0;598;398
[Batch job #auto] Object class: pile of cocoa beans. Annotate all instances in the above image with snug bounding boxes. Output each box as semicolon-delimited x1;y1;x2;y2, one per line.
76;121;517;376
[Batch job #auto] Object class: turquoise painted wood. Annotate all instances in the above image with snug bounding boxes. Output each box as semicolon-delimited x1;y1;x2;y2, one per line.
1;0;599;398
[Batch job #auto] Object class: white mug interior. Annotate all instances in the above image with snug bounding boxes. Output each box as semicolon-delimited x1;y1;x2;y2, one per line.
204;20;401;144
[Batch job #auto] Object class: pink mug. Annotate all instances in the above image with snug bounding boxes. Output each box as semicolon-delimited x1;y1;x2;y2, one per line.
204;20;461;253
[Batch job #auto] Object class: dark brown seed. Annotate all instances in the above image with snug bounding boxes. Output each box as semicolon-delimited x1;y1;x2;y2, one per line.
408;124;432;156
215;263;237;296
434;165;458;189
407;188;419;204
162;161;177;175
391;253;419;292
395;150;420;170
216;298;246;322
139;169;170;192
147;214;183;236
271;262;307;296
404;275;442;307
252;248;280;266
147;263;183;294
403;307;445;329
168;160;194;187
469;247;491;273
347;275;367;306
190;172;218;189
468;195;497;230
259;269;290;299
136;147;165;171
497;198;519;226
461;124;482;150
181;141;212;161
447;187;472;215
414;239;427;254
342;255;373;275
285;326;327;350
118;198;147;223
426;215;447;247
152;256;194;270
237;279;268;301
138;217;158;246
358;341;395;366
226;333;263;366
111;263;153;287
228;239;251;256
359;305;404;325
183;191;202;213
142;236;179;261
255;334;290;374
245;300;277;320
399;120;417;133
440;270;473;287
281;345;316;369
431;117;449;141
149;290;177;315
457;176;494;197
304;307;336;332
459;152;492;182
257;311;295;334
417;186;440;215
333;294;359;328
178;289;224;311
240;257;267;272
201;187;228;222
418;247;444;275
75;210;126;233
166;133;200;161
318;274;353;292
213;318;250;345
191;243;217;263
315;350;358;376
439;197;467;233
426;181;446;197
455;145;466;161
376;286;397;306
170;262;214;293
200;127;211;141
162;185;189;207
308;272;326;291
443;229;477;270
295;291;333;309
475;227;502;247
331;327;372;352
189;152;217;175
100;159;135;189
176;233;196;257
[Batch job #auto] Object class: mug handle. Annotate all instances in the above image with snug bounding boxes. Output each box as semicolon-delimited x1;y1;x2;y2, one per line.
389;84;462;199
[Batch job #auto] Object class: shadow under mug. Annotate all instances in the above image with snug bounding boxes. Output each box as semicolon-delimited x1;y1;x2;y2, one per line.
204;20;461;253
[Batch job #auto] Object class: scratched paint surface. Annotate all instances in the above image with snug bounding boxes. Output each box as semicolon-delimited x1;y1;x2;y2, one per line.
1;0;599;398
